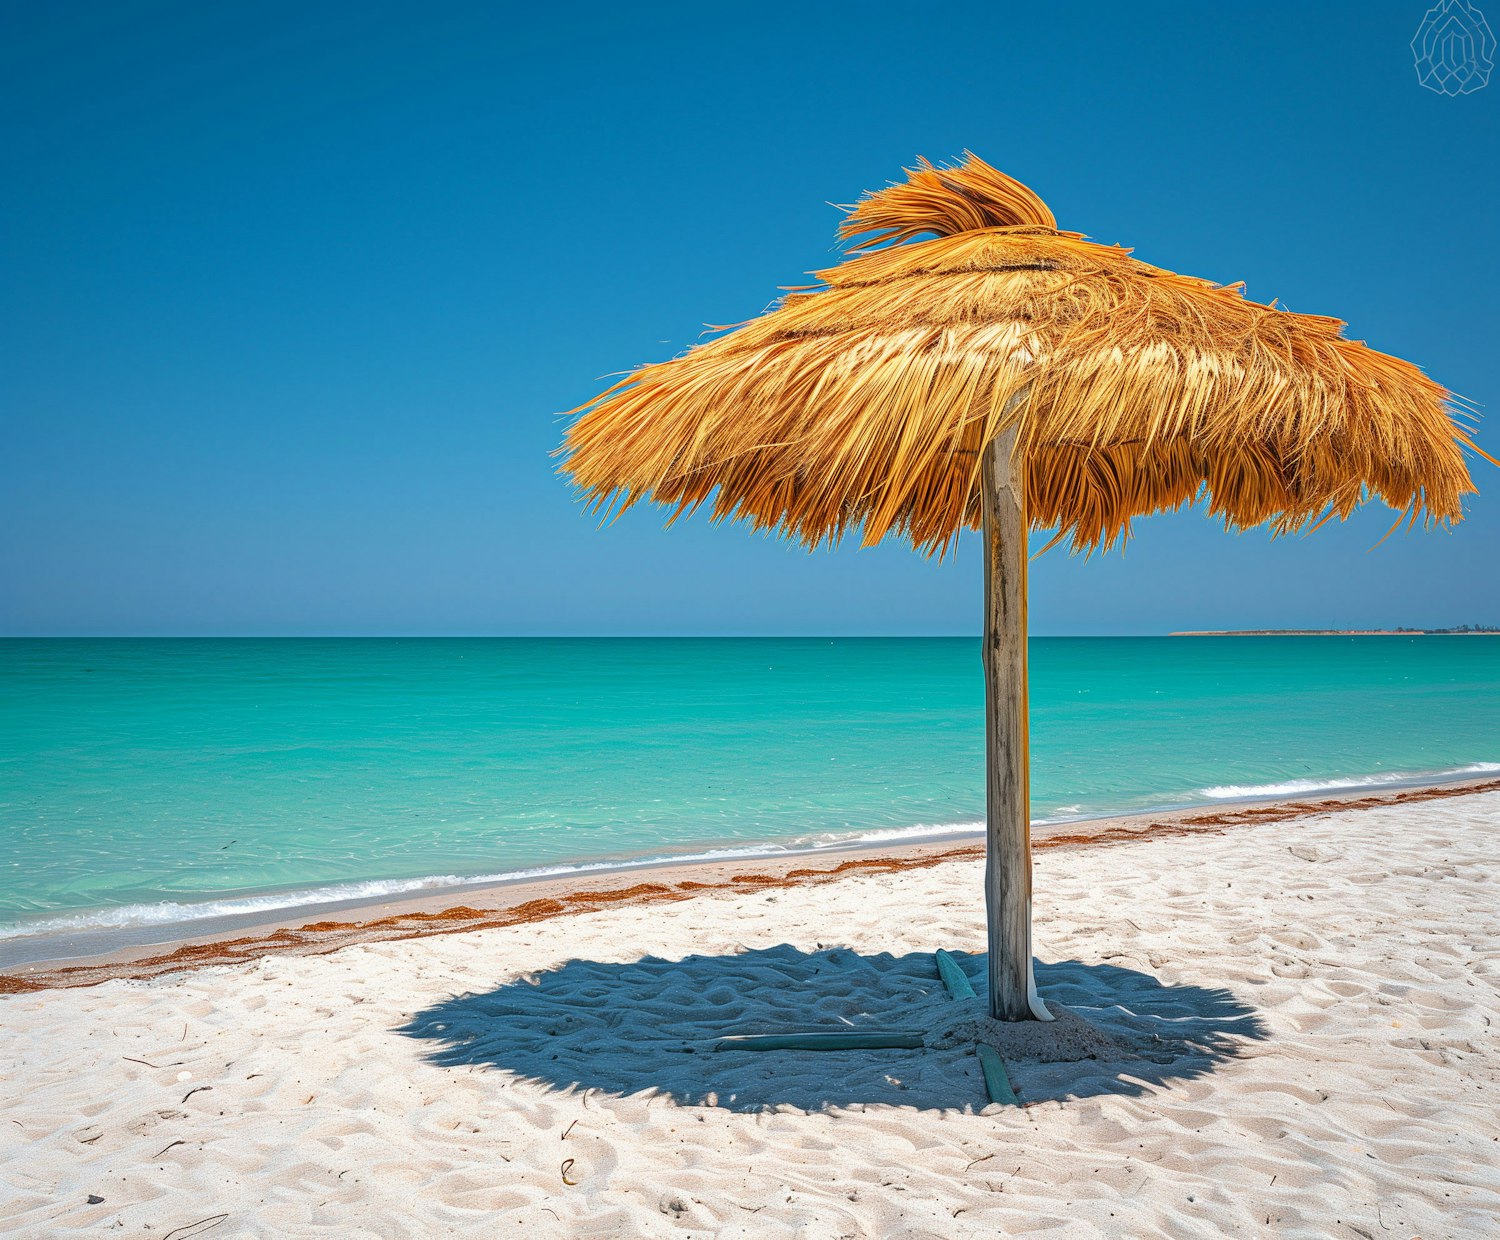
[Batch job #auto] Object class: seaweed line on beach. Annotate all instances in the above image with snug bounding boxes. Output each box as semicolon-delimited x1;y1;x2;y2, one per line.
3;777;1496;996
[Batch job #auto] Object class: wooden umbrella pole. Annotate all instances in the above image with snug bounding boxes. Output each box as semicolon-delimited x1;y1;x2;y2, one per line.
981;409;1051;1022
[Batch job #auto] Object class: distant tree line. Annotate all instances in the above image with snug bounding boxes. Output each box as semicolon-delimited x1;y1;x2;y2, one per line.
1393;624;1500;633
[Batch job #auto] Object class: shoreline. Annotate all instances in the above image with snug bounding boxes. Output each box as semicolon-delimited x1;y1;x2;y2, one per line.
5;773;1496;993
4;763;1495;970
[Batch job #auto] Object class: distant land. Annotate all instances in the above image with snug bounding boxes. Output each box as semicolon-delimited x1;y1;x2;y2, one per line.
1170;625;1500;636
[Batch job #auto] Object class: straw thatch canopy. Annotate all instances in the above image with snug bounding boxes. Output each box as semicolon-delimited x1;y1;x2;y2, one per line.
561;154;1484;555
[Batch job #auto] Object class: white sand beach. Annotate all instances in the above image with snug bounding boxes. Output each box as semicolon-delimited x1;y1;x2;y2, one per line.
3;787;1498;1238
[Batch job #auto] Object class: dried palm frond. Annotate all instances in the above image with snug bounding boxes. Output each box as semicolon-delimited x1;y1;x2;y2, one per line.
560;153;1485;555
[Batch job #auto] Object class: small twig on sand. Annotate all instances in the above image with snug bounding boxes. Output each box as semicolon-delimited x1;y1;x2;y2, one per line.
964;1154;995;1172
560;1158;578;1186
122;1057;163;1069
163;1214;228;1240
561;1120;578;1140
181;1086;212;1105
153;1140;186;1159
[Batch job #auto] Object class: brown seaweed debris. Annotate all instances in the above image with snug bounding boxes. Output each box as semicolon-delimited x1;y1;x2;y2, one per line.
2;778;1494;996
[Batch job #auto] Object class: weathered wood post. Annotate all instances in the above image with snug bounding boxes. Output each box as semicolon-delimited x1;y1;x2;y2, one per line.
981;413;1052;1022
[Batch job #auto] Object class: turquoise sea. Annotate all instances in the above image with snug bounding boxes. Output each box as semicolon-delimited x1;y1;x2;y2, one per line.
2;637;1497;943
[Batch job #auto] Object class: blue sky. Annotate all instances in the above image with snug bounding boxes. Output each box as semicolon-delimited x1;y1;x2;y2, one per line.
3;1;1497;635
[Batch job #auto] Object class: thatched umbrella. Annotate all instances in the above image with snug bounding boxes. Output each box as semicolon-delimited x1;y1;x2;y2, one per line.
559;154;1487;1021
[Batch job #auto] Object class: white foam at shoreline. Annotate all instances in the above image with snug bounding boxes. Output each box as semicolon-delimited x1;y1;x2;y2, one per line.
6;762;1495;945
800;820;984;847
1198;761;1500;800
0;823;988;943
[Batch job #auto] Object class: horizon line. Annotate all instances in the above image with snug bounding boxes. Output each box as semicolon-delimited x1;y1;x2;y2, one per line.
3;630;1491;640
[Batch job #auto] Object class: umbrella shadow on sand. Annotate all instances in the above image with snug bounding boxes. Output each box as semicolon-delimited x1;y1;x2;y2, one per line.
399;945;1267;1112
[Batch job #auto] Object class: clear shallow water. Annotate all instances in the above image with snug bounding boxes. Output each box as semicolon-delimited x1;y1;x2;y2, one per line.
2;637;1497;940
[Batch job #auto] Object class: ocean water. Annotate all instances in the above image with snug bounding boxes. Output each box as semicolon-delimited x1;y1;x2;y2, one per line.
2;637;1497;941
